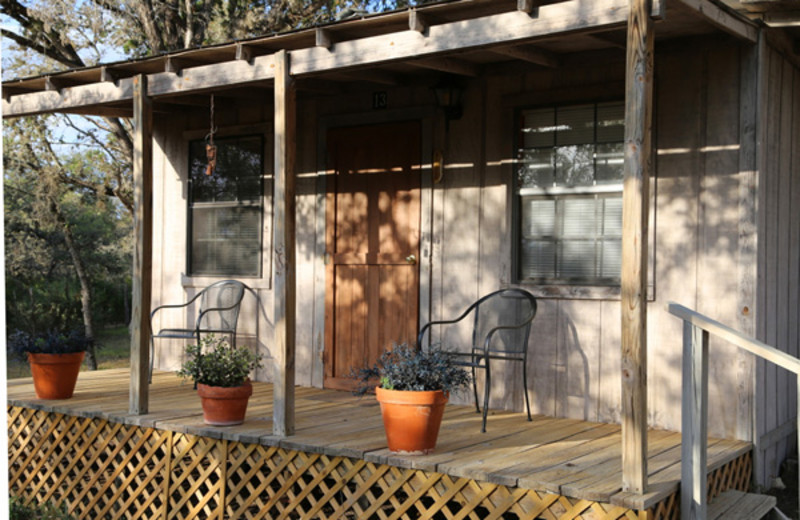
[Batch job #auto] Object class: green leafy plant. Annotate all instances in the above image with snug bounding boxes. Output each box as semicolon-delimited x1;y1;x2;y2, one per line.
351;343;471;396
177;335;262;388
10;496;74;520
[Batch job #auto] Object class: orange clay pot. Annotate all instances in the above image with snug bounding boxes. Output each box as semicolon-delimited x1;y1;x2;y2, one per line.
375;386;448;455
28;352;85;400
197;382;253;426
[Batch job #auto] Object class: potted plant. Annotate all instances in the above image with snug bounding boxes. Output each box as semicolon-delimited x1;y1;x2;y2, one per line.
352;343;471;455
177;335;262;426
8;329;90;399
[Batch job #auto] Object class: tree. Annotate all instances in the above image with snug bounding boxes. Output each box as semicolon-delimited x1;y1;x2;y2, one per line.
4;116;132;368
1;0;437;367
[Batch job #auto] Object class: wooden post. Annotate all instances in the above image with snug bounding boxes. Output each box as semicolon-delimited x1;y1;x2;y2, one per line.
681;321;709;520
129;74;153;414
621;0;653;494
273;50;296;436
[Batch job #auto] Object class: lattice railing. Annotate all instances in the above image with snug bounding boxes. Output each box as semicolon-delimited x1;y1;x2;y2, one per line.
8;406;750;520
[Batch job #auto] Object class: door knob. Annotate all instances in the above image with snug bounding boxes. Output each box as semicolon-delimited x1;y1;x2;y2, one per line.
406;254;417;265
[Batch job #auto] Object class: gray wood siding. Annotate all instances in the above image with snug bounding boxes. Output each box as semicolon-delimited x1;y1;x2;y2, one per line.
755;40;800;486
432;42;756;444
145;37;800;486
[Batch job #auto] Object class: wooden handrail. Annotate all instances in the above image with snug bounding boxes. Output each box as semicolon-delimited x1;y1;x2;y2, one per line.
668;302;799;520
668;303;800;375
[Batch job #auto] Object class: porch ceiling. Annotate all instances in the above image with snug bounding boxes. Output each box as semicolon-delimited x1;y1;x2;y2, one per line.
1;0;758;119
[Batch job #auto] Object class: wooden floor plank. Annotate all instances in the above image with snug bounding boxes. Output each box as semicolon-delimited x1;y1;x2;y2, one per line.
7;368;753;511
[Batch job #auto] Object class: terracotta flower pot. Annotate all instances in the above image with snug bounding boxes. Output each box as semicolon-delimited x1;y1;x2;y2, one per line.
375;386;448;455
197;382;253;426
28;351;85;400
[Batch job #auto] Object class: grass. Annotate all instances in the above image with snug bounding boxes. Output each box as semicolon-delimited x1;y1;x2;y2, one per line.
7;325;131;380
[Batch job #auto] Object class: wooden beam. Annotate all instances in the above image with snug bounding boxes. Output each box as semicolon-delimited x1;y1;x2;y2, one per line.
100;67;119;84
236;43;254;62
620;0;653;495
273;50;296;437
337;70;400;86
675;0;758;42
129;74;153;415
3;0;628;117
290;1;628;76
409;10;429;33
492;44;560;68
45;77;63;92
410;57;480;77
316;28;334;49
518;0;539;17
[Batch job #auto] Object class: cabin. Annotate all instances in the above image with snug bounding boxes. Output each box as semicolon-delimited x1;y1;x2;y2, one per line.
4;1;800;518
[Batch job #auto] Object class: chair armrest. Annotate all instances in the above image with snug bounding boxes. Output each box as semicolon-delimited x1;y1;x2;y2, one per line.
480;323;532;352
418;315;471;349
194;301;244;331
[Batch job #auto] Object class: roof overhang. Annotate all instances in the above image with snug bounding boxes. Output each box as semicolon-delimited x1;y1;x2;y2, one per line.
1;0;759;119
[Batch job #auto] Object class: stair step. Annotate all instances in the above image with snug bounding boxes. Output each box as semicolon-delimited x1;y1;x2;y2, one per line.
708;489;777;520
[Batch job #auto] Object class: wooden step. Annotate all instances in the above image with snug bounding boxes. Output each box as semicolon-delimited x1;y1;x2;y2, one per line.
708;489;777;520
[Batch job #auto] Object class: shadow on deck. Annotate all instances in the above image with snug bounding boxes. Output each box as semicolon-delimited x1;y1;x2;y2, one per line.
8;369;752;519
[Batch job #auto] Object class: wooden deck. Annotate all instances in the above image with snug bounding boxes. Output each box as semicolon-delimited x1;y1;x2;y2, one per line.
8;369;753;519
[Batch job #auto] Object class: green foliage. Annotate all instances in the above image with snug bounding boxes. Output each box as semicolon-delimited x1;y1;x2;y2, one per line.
351;343;471;396
9;496;74;520
177;336;263;388
3;116;132;335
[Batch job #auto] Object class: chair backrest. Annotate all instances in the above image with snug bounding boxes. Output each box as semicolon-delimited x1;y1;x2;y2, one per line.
471;288;537;354
197;280;246;333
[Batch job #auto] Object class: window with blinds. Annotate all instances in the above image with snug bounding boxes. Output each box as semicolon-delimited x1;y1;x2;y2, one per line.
516;101;624;284
188;135;264;277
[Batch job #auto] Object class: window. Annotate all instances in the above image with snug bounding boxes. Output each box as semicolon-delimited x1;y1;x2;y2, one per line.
516;102;624;284
188;135;264;276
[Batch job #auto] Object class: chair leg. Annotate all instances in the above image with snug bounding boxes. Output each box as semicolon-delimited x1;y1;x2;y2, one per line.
149;337;154;384
471;364;480;414
481;358;491;433
522;359;532;422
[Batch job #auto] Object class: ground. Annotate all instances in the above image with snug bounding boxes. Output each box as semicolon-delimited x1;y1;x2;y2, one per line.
6;325;131;379
766;456;799;519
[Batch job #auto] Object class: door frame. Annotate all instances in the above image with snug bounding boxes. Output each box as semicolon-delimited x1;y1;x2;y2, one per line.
310;107;435;388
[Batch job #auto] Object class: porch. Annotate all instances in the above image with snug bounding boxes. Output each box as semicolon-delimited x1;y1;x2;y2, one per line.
8;369;751;519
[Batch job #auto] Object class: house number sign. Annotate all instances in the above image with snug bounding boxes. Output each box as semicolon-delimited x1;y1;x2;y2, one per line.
373;91;388;110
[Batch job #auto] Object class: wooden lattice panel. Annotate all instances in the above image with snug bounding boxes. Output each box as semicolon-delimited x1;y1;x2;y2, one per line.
8;407;170;520
7;405;750;520
707;451;752;498
167;433;225;520
640;451;754;520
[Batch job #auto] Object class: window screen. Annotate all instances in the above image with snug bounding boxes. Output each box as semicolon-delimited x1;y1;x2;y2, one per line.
517;102;624;284
188;135;264;276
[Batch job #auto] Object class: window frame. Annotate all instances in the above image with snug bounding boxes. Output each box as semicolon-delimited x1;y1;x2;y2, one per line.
512;100;625;288
186;133;267;278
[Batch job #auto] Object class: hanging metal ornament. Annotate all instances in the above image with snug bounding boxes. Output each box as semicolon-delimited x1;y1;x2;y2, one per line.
205;94;218;176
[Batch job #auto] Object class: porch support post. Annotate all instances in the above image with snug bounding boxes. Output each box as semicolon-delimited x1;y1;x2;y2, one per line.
273;50;296;436
129;74;153;414
621;0;653;493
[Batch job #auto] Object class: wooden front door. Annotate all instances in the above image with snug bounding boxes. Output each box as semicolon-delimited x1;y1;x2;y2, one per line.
324;121;422;390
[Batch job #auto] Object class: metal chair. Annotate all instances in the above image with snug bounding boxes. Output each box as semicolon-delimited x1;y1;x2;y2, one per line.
417;288;538;432
149;280;246;382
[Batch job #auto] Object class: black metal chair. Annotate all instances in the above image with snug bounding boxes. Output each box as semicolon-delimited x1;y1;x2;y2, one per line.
417;288;538;433
149;279;246;382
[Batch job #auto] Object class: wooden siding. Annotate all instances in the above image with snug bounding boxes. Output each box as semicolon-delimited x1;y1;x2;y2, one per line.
754;39;800;486
144;37;786;479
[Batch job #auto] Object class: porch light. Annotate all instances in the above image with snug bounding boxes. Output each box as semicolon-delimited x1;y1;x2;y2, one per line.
433;78;464;122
